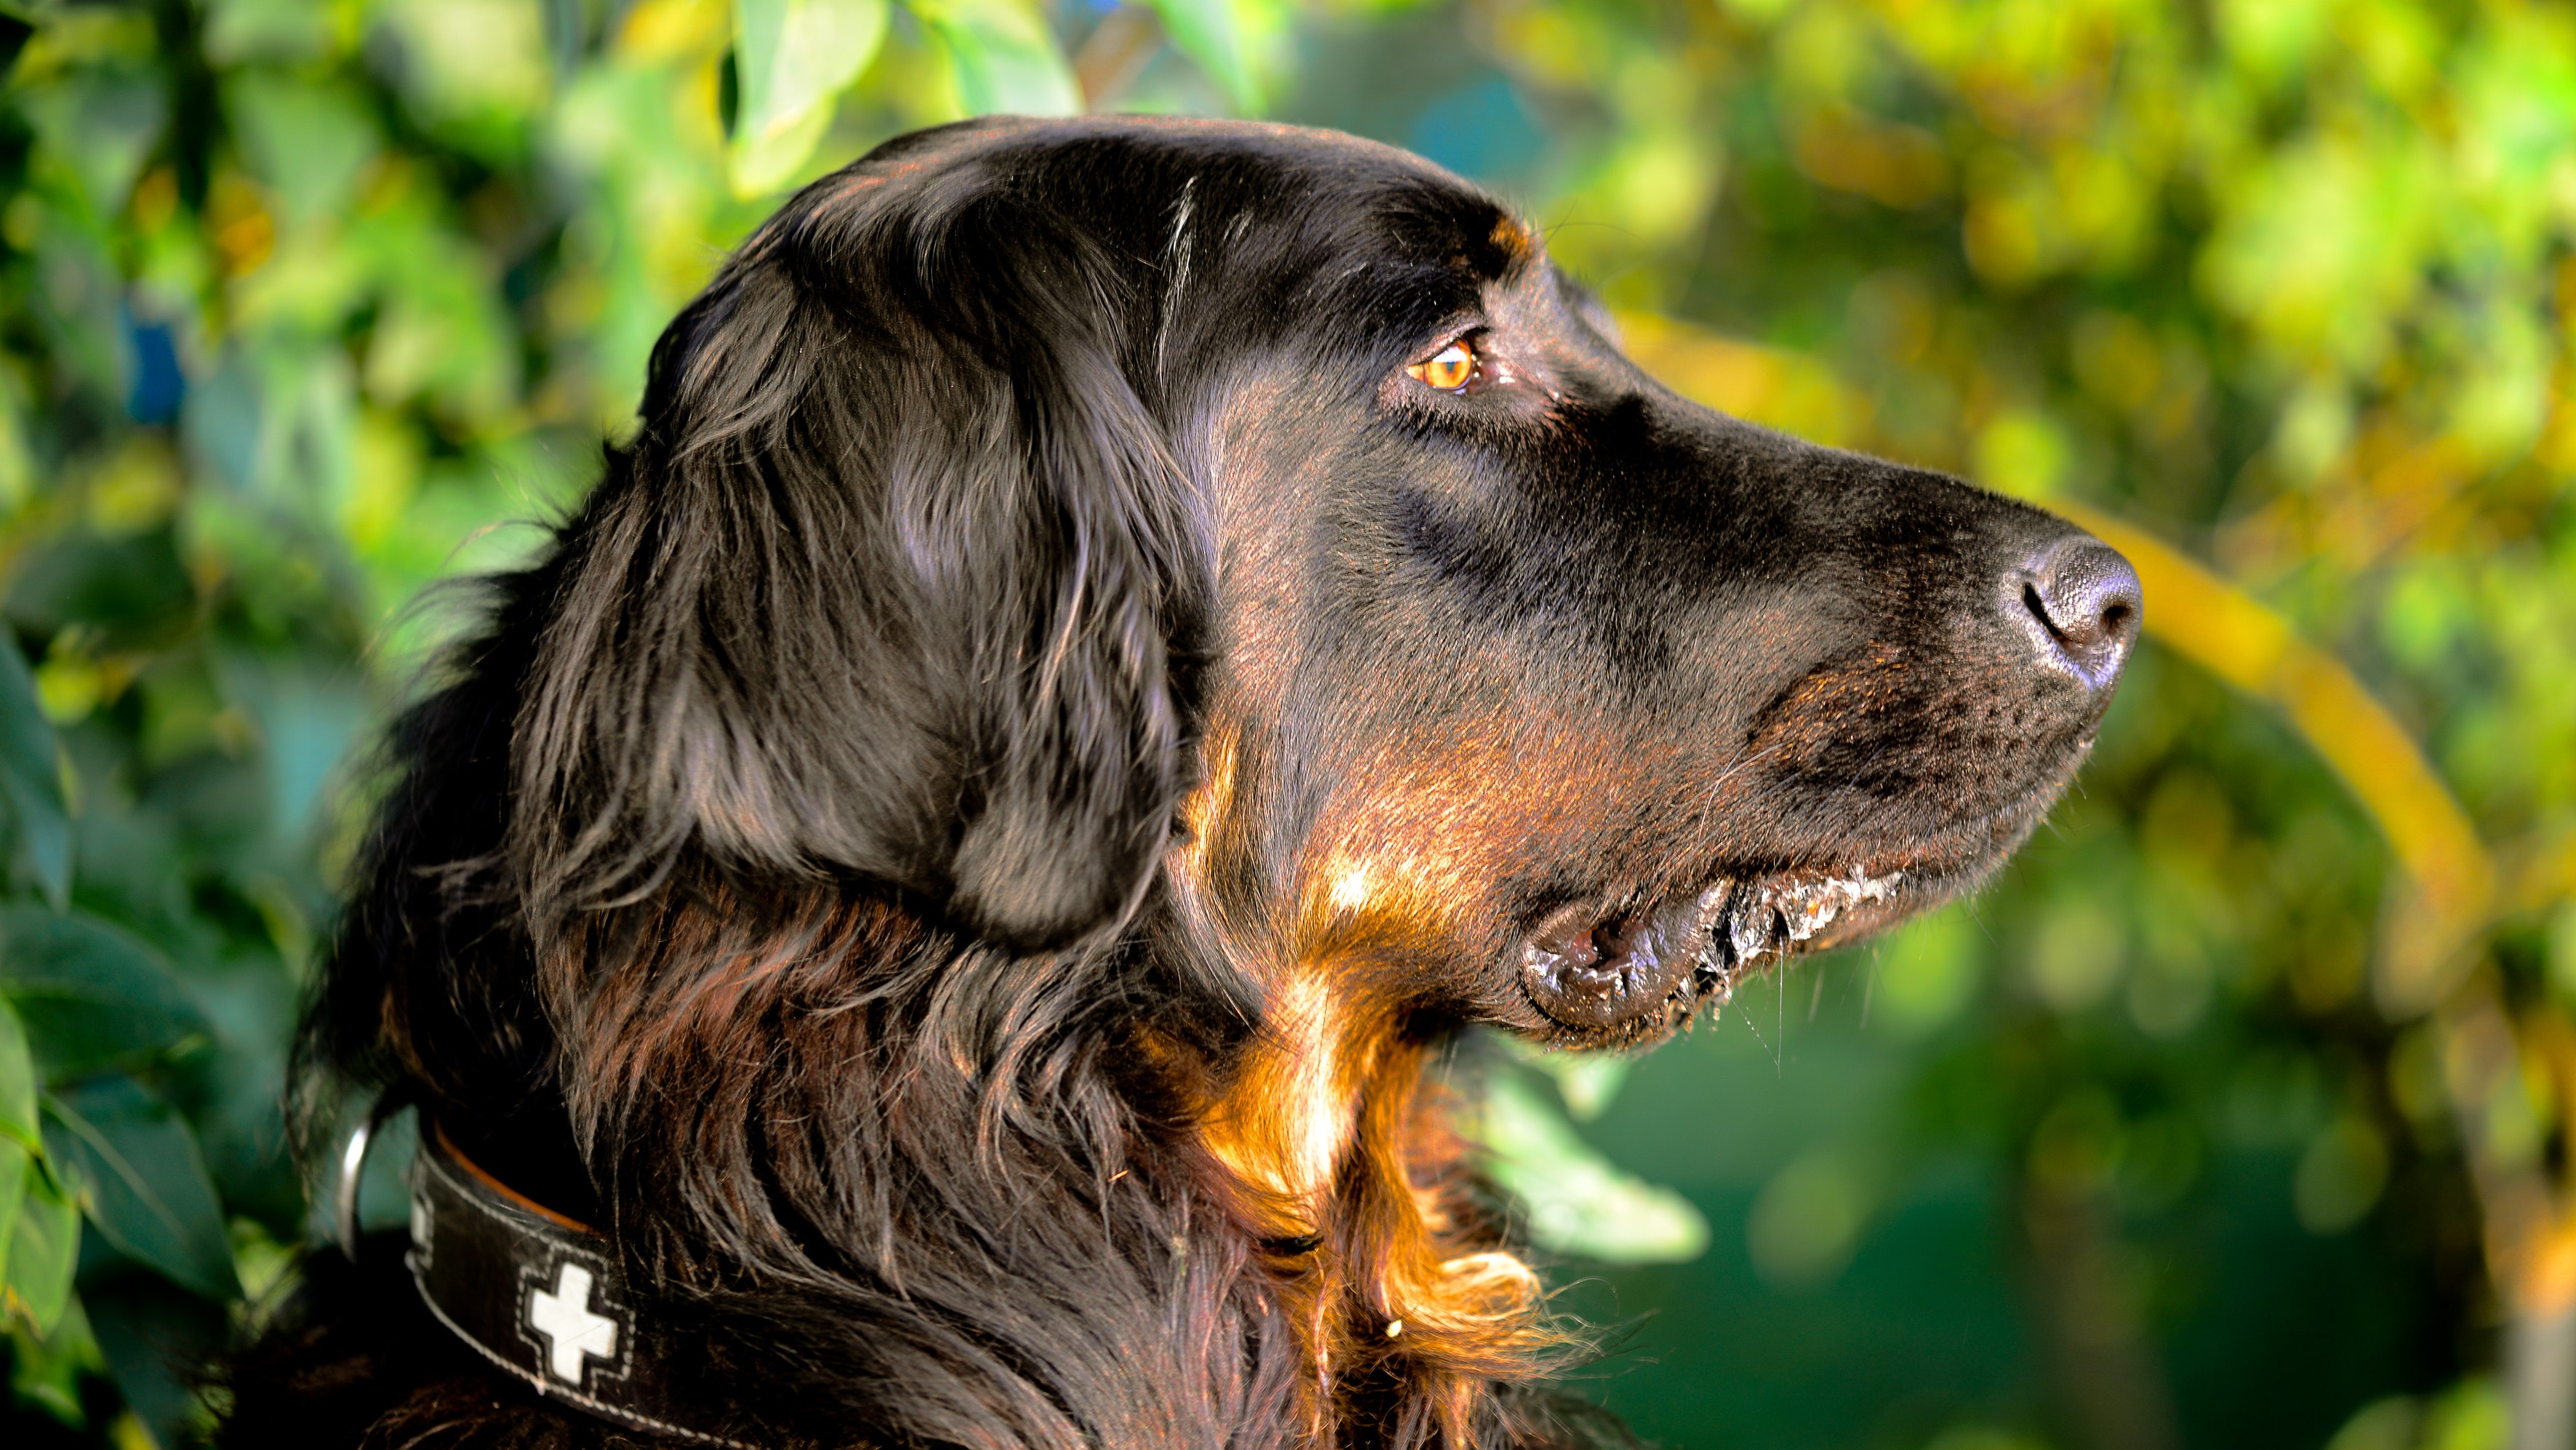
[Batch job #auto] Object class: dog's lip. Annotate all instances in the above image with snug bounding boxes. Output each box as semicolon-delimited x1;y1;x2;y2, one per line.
1693;863;1911;984
1513;830;2053;1041
1517;860;1913;1039
1514;767;2087;1040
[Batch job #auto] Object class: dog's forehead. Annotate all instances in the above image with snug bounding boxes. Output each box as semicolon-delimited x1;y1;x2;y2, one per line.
892;116;1537;284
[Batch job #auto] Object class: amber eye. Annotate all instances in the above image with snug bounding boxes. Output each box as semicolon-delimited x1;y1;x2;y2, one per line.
1408;338;1479;392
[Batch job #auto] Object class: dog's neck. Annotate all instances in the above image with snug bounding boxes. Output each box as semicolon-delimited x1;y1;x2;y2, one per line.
1144;725;1568;1438
1196;966;1368;1206
482;874;1569;1447
1148;938;1560;1441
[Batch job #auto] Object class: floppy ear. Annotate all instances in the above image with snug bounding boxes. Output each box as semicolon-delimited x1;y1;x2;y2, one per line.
510;174;1210;952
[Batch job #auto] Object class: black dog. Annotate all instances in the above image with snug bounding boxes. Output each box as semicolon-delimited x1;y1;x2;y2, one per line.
224;117;2138;1449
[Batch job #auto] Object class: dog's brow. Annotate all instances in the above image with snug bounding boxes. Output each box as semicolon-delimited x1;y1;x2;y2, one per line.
1488;216;1541;267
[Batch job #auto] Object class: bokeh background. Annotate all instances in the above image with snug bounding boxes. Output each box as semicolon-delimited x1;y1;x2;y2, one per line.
0;1;2571;1446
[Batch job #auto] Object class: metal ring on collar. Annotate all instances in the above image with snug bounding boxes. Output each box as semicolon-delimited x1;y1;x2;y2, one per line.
334;1084;411;1260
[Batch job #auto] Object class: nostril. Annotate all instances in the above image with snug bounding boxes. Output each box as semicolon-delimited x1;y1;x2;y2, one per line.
2018;537;2143;686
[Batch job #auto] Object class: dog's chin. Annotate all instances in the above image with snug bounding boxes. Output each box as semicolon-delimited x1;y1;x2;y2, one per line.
1511;771;2088;1049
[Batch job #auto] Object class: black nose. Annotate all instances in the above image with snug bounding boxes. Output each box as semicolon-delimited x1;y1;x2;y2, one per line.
2015;536;2141;689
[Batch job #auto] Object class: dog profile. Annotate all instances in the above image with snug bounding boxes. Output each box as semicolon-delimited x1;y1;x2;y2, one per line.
222;116;2140;1449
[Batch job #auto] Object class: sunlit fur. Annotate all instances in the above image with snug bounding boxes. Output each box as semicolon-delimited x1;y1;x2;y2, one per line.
226;116;2122;1450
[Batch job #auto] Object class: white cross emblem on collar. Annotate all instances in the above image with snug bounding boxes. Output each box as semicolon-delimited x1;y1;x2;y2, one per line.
526;1261;619;1385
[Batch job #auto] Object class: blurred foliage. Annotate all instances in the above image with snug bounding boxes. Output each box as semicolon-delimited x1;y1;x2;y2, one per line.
0;1;2568;1448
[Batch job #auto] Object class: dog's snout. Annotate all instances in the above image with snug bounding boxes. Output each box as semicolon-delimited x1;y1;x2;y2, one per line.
2014;535;2142;689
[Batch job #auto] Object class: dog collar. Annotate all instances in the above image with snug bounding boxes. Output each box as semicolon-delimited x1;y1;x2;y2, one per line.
406;1119;759;1449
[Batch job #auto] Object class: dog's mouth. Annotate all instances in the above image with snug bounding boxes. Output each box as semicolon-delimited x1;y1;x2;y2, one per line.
1509;749;2100;1044
1517;865;1912;1041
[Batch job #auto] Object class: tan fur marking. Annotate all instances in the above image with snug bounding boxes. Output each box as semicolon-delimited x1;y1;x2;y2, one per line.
1164;705;1617;1438
1199;968;1355;1202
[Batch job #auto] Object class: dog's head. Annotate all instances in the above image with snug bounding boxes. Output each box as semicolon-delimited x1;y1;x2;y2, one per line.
507;116;2133;1048
312;115;2140;1449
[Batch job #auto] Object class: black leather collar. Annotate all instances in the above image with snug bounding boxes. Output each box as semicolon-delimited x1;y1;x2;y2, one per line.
407;1118;758;1448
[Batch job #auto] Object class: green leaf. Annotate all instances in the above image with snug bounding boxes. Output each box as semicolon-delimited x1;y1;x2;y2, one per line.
1476;1072;1709;1266
17;71;168;220
0;637;71;911
0;996;35;1154
729;0;890;196
42;1076;239;1301
0;906;208;1079
3;1160;79;1335
1147;0;1259;111
912;0;1080;117
374;0;555;151
227;75;382;225
0;1135;28;1288
1496;1030;1632;1120
87;1269;228;1446
202;0;342;65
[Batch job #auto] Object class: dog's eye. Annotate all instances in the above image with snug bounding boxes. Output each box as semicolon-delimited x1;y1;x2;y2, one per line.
1408;339;1480;393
